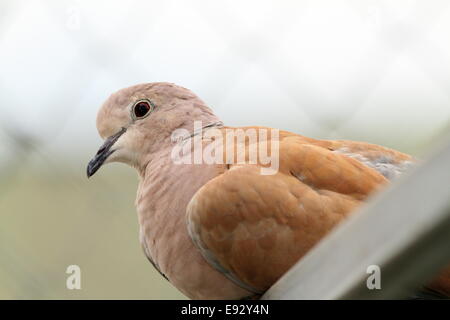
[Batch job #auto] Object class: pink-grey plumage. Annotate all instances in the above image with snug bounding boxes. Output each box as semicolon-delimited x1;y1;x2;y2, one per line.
87;82;450;299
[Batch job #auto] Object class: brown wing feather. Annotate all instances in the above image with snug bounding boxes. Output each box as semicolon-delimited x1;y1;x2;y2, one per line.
187;131;390;292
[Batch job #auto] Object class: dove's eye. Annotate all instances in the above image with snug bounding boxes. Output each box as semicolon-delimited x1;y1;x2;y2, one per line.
132;100;154;119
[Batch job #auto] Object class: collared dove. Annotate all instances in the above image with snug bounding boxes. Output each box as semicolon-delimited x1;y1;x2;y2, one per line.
87;82;450;299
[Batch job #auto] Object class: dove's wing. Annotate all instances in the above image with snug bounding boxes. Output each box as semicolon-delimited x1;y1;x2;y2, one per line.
186;130;411;293
320;139;414;180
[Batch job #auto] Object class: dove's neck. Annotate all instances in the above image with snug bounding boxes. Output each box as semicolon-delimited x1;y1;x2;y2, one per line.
137;103;222;177
171;102;223;139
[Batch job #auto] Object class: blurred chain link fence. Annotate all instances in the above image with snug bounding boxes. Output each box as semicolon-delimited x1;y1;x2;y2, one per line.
0;0;449;299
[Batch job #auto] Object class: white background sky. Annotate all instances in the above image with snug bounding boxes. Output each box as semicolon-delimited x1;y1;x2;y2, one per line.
1;0;450;166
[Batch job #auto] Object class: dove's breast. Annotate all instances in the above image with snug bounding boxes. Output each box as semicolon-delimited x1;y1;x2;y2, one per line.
135;147;252;299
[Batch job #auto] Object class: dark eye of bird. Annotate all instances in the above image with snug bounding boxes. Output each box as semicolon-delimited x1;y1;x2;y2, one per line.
134;101;151;118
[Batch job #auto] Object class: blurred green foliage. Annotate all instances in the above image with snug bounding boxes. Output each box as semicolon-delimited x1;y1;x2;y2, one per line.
0;161;186;299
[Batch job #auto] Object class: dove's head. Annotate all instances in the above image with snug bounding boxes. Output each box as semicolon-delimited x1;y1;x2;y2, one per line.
87;82;219;177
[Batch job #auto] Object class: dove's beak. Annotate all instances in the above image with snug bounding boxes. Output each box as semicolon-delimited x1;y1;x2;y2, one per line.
87;127;126;178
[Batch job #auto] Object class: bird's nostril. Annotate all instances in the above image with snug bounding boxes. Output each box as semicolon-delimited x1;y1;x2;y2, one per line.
97;147;105;155
96;146;106;156
94;128;126;157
